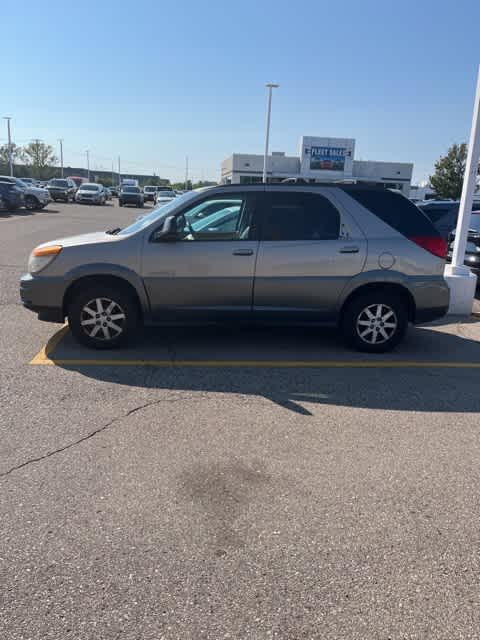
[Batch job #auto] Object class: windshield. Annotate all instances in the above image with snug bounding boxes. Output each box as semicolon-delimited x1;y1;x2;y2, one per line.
144;186;156;192
49;179;68;187
123;186;140;193
80;184;101;191
157;190;174;196
470;214;480;232
117;190;202;236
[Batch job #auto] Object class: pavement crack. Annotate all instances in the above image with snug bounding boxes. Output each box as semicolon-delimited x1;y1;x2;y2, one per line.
0;396;189;480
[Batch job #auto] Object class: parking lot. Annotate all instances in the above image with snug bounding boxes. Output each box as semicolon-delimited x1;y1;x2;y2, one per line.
2;200;480;638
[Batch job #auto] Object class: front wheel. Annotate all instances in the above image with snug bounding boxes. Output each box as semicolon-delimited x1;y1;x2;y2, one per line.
340;291;408;353
25;195;39;211
68;285;140;349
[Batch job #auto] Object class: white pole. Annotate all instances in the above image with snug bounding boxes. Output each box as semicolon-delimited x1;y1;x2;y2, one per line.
58;139;64;177
451;66;480;269
444;65;480;314
4;117;13;176
262;83;279;184
118;156;121;186
185;156;189;190
86;150;90;181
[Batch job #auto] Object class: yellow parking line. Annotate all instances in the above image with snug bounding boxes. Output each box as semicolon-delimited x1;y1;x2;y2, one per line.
29;325;69;365
29;325;480;368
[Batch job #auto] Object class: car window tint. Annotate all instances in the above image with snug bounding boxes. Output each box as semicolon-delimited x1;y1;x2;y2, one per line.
261;192;340;241
178;195;253;241
344;188;438;237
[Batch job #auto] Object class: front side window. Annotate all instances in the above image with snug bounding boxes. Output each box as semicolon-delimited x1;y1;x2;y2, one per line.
261;192;340;241
176;195;254;241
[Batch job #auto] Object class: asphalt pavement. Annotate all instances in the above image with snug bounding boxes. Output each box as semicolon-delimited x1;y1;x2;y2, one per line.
2;201;480;639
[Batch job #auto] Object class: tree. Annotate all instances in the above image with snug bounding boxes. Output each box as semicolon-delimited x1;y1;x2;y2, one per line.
0;143;25;171
430;143;468;200
22;140;57;179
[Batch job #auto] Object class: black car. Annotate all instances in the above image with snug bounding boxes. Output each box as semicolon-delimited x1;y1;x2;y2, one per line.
109;186;119;197
447;212;480;276
418;199;480;240
0;182;24;210
119;186;144;208
47;178;76;202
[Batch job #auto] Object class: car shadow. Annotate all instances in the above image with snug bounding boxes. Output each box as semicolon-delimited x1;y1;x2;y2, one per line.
49;323;480;415
0;206;60;218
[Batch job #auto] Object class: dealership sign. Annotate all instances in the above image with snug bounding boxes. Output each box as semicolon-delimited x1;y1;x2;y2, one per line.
309;146;350;171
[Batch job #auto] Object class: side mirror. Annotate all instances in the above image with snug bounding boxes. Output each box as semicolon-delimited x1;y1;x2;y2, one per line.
153;216;179;242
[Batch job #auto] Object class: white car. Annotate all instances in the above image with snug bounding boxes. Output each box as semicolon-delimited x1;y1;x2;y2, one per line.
154;189;176;206
0;176;50;210
75;183;107;205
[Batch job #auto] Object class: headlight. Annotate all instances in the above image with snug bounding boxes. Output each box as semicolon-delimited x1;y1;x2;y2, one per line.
28;245;62;274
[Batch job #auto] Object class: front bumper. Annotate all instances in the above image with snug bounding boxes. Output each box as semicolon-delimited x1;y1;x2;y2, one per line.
20;273;65;323
120;197;142;205
49;190;69;199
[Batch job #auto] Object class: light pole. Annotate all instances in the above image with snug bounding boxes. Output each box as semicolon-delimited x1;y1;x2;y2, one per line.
58;139;64;177
444;65;480;314
262;83;279;184
3;117;13;177
185;156;189;191
117;156;121;187
86;150;90;181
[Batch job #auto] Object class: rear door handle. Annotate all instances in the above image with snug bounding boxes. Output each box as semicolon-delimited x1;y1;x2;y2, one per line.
232;249;254;256
339;246;360;254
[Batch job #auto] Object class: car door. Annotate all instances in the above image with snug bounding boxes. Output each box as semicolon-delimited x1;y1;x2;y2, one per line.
141;190;260;320
253;188;367;320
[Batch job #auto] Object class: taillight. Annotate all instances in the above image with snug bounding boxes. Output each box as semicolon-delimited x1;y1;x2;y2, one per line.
409;236;447;258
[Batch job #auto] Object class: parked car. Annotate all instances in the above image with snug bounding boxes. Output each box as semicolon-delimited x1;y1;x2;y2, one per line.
20;184;450;352
0;176;50;210
417;200;480;240
75;183;107;204
47;178;77;202
67;176;87;189
154;188;176;206
104;187;112;201
447;212;480;276
0;182;24;210
109;186;119;197
119;185;144;208
143;185;157;202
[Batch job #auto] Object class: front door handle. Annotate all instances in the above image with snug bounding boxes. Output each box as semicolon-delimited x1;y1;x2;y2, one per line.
339;246;360;254
232;249;254;256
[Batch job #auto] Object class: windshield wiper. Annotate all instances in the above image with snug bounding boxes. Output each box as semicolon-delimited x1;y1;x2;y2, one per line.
106;227;121;235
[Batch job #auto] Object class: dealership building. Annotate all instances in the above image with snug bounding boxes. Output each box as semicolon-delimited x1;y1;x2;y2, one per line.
221;136;413;196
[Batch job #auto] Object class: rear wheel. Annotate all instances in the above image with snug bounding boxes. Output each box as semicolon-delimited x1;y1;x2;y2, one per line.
341;290;408;353
68;285;140;349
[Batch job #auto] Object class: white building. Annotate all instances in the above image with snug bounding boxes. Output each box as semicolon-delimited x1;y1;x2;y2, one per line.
221;136;414;196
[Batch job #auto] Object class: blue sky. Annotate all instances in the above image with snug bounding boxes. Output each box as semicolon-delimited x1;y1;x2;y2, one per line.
2;0;480;183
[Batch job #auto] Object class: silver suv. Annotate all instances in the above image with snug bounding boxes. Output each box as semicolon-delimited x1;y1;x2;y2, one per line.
20;184;450;352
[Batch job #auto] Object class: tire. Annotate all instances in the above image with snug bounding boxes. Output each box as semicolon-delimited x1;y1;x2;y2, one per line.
119;201;123;207
68;285;140;350
340;290;408;353
25;195;39;211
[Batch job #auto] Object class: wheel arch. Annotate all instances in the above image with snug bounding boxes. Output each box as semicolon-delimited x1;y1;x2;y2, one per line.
339;281;416;323
62;272;147;320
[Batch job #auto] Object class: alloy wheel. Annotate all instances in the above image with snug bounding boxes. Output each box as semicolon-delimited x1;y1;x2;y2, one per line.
80;297;126;341
356;303;398;345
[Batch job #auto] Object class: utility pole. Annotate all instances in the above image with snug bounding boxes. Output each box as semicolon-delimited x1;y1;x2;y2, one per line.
111;161;114;187
185;156;189;191
58;139;64;177
3;117;13;177
118;156;121;187
86;150;90;181
262;83;279;183
444;64;480;314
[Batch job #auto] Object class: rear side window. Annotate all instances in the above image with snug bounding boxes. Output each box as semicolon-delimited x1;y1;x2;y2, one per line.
261;192;340;241
344;188;439;237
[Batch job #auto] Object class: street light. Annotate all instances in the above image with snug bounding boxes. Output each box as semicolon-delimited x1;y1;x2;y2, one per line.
86;150;90;181
262;83;279;184
58;139;64;178
444;65;480;314
3;117;13;177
